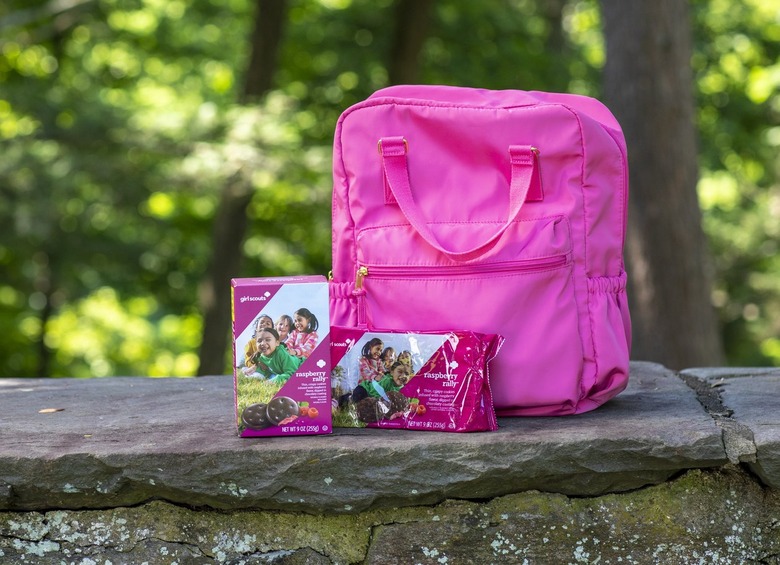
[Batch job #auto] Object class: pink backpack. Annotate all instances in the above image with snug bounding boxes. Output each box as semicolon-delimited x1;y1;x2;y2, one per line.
329;85;631;416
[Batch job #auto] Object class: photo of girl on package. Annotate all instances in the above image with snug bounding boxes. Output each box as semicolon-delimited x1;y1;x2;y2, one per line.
330;327;500;433
348;361;412;404
358;337;386;383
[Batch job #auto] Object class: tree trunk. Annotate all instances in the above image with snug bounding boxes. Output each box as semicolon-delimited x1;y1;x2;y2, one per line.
34;251;54;378
539;0;571;91
196;0;287;376
540;0;568;55
600;0;725;368
387;0;434;85
240;0;287;103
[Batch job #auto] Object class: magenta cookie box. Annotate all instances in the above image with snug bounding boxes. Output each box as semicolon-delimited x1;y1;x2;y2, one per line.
331;326;502;432
231;276;331;437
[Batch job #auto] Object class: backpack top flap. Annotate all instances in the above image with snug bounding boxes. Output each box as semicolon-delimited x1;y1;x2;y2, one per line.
332;85;628;280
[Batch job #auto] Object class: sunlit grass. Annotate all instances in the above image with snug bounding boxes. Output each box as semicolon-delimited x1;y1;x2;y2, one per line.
332;405;364;428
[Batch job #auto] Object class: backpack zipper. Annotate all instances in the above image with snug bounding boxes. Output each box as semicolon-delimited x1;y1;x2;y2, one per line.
353;254;570;326
355;254;569;289
355;266;369;290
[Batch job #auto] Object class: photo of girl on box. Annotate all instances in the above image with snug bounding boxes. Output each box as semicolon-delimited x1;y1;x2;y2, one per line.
275;314;294;343
242;315;274;374
246;327;303;384
286;307;319;360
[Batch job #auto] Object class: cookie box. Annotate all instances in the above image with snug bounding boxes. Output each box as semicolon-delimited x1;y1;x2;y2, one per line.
232;276;331;437
330;326;502;432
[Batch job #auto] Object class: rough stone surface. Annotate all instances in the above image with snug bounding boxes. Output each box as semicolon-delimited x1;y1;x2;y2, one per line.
0;362;727;514
683;367;780;490
0;499;371;564
1;468;778;564
366;467;780;565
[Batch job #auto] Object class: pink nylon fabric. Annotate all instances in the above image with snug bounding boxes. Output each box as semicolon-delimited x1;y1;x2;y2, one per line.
330;85;631;416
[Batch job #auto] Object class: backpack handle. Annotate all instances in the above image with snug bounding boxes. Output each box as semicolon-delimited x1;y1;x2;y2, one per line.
378;136;539;262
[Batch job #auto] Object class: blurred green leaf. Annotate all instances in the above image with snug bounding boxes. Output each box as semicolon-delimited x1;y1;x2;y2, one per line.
0;0;778;377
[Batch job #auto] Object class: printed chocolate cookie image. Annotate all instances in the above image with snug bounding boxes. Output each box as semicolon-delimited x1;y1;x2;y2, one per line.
386;390;410;415
266;396;300;425
355;391;410;424
354;397;383;423
241;403;272;430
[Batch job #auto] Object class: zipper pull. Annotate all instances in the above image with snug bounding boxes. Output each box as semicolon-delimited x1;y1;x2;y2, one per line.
354;266;369;328
355;266;368;290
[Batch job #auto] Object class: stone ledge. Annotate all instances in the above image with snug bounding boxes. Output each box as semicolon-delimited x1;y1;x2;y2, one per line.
2;469;779;564
682;366;780;490
0;362;777;515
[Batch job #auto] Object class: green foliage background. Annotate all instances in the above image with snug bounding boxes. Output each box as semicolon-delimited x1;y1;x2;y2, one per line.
0;0;778;377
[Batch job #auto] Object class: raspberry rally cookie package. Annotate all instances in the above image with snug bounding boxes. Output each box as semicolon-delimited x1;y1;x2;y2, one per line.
231;276;332;437
330;326;502;432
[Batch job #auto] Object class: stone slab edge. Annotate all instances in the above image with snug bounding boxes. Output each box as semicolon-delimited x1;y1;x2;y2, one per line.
0;362;729;514
681;366;780;489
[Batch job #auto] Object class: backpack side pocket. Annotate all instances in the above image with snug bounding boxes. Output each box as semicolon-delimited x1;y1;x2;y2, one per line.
580;272;631;412
329;280;359;328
